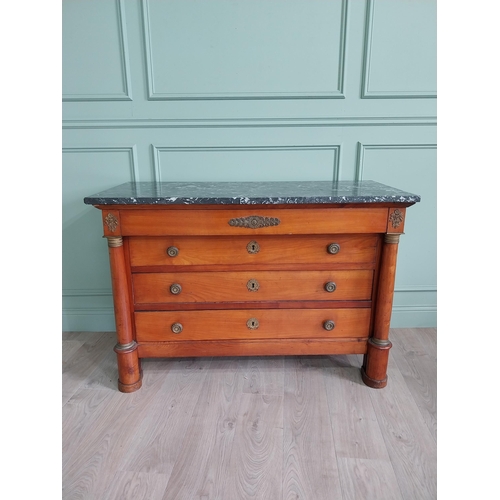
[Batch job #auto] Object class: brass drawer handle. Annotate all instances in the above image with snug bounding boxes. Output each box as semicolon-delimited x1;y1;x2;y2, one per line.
327;243;340;254
323;320;335;331
170;283;182;295
166;246;179;257
247;279;260;292
324;281;337;293
247;240;260;254
247;318;259;330
171;322;183;334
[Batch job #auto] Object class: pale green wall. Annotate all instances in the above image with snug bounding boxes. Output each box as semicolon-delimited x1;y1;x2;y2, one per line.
62;0;437;331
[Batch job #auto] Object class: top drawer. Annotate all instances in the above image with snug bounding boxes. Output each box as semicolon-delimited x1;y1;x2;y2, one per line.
129;234;379;267
119;207;388;236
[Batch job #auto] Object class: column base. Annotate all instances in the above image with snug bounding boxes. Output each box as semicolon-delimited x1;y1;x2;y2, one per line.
115;342;142;393
118;371;143;393
361;368;388;389
361;338;392;389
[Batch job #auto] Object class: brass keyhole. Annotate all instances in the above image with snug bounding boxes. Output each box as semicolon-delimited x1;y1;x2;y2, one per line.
247;240;260;254
247;279;260;292
247;318;259;329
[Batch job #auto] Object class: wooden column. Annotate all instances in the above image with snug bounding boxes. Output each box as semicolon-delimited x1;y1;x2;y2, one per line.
362;233;400;388
106;236;142;393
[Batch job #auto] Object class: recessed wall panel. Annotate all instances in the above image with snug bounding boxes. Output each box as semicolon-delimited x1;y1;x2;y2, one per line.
357;144;436;291
62;148;137;294
62;0;131;100
153;146;340;182
143;0;347;99
362;0;437;97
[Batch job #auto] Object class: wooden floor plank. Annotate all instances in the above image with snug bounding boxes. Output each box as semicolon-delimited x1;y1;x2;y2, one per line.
119;357;212;477
369;361;437;500
62;340;85;365
102;471;170;500
62;332;116;406
160;357;245;500
413;327;437;360
282;357;343;500
225;393;284;499
323;366;390;460
242;356;284;396
62;361;177;499
391;329;437;441
337;457;403;500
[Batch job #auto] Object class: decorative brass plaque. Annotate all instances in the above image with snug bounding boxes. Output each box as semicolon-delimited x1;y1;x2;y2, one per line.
228;215;280;229
389;209;404;228
104;213;118;232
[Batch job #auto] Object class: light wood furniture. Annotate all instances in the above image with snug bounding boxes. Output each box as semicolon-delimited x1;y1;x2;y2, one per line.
84;181;419;392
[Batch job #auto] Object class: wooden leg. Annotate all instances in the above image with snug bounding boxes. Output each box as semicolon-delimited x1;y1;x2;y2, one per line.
114;342;142;393
106;236;142;393
361;339;391;388
361;233;400;389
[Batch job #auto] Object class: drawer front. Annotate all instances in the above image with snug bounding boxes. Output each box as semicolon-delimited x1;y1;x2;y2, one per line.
132;270;373;304
135;308;371;341
129;234;378;267
120;207;388;236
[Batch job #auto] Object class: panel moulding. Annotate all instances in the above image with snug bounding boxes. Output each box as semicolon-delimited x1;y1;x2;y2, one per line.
62;146;139;182
355;143;437;181
360;0;436;99
63;0;133;102
141;0;348;100
151;144;341;183
62;116;437;129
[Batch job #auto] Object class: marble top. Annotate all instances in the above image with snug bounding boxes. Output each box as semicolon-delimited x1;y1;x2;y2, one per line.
84;181;420;206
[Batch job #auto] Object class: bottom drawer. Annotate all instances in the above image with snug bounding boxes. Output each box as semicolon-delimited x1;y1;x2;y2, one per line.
135;308;371;341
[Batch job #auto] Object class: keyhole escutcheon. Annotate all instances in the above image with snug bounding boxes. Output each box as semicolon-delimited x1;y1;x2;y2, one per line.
247;279;260;292
247;318;259;330
247;240;260;254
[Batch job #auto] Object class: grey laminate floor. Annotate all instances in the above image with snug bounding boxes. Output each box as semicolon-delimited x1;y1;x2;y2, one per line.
62;328;437;499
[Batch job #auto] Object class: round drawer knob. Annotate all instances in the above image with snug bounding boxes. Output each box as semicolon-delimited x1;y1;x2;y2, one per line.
323;320;335;331
166;246;179;257
171;322;183;334
247;318;259;330
324;281;337;293
170;283;182;295
327;243;340;255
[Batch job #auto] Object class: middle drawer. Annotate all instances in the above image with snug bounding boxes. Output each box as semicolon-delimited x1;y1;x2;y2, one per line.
132;270;373;304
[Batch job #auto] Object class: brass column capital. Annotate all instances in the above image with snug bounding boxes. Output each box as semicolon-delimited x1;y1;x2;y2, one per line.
384;233;401;244
104;235;123;247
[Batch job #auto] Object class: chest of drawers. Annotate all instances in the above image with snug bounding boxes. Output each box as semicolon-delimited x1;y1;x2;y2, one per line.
84;181;419;392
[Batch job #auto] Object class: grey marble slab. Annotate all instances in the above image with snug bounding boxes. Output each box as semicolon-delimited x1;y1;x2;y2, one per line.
84;181;420;205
